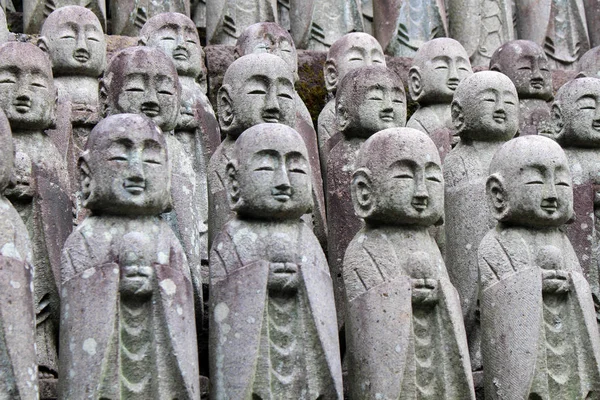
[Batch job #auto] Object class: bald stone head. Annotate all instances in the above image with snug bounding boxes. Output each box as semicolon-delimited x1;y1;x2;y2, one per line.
140;12;205;80
227;123;312;220
490;40;553;101
452;71;519;142
218;53;296;139
336;65;406;138
38;6;106;77
487;135;573;228
235;22;298;82
80;113;171;216
409;38;473;105
324;32;386;95
352;127;443;226
0;42;56;130
578;46;600;78
552;77;600;147
102;46;181;132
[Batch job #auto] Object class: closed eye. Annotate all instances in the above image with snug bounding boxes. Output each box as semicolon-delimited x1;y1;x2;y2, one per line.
255;166;274;171
556;182;570;187
87;37;100;42
349;57;363;61
518;66;531;70
60;35;75;39
248;89;267;95
109;156;127;162
505;101;515;105
0;78;15;84
368;96;383;101
289;168;306;174
526;180;543;184
580;106;596;110
278;92;293;99
186;39;197;44
144;159;161;165
125;87;144;92
427;176;441;182
161;36;176;41
435;65;448;70
394;174;414;179
158;90;174;95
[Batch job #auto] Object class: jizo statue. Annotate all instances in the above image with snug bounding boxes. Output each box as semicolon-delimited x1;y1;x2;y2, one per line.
58;114;200;399
490;40;554;137
343;128;475;399
0;108;38;399
110;0;190;36
0;42;72;383
479;135;600;399
327;65;406;330
407;38;473;158
443;71;519;374
317;32;386;165
206;0;277;45
209;123;343;399
23;0;106;34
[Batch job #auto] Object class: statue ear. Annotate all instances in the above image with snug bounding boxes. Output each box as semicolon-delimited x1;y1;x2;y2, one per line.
550;103;566;142
486;174;508;220
451;100;464;132
324;60;339;94
336;103;350;132
37;36;49;53
99;77;110;117
408;67;422;101
226;160;240;207
78;154;93;206
489;63;500;72
217;85;234;130
351;168;375;219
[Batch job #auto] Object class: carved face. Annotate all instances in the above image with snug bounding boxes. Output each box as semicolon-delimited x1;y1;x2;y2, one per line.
40;6;106;76
83;114;170;215
330;34;386;92
556;78;600;147
0;43;56;130
232;124;312;220
119;232;156;299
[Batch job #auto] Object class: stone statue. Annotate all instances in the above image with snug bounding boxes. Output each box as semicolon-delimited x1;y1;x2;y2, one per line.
210;123;343;399
38;5;107;213
327;65;406;328
373;0;448;58
208;53;301;245
578;46;600;78
111;0;190;36
23;0;106;34
479;135;600;399
235;22;327;250
515;0;589;69
344;128;475;399
443;71;519;375
101;46;206;329
0;42;72;384
490;40;554;137
317;32;386;165
0;6;9;43
407;38;473;158
447;0;514;66
584;1;600;49
206;0;276;45
361;0;373;34
288;0;363;51
549;77;600;318
0;108;38;399
58;114;200;399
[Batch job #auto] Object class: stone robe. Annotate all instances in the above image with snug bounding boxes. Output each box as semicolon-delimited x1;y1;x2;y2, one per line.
111;0;191;36
23;0;106;33
406;106;453;159
206;0;277;45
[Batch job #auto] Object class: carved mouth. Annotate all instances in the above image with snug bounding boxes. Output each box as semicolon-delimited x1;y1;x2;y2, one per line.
73;49;90;63
446;81;459;91
173;49;189;61
141;104;160;117
541;200;558;213
272;189;292;202
493;111;506;123
13;100;31;113
262;113;280;123
272;264;298;274
593;121;600;131
379;113;394;122
124;182;145;195
412;199;428;211
530;79;544;89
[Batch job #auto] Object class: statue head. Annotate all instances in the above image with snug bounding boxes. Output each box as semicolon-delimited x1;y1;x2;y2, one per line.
102;46;181;132
578;46;600;78
0;42;56;130
0;108;13;192
119;231;156;300
324;32;386;95
218;53;296;139
352;128;444;227
139;12;205;81
452;71;519;142
486;135;573;228
235;22;299;82
490;40;553;101
38;6;106;77
79;114;171;216
551;77;600;147
409;38;473;105
227;123;312;221
336;65;406;138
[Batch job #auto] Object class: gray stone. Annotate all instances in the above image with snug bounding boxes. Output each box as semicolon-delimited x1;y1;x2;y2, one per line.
317;32;385;167
209;123;343;399
407;38;473;158
110;0;190;37
479;135;600;399
361;0;373;35
373;0;447;58
0;41;72;382
343;128;475;399
578;46;600;78
59;114;200;399
206;0;276;45
515;0;589;70
584;0;600;49
443;71;519;373
23;0;106;34
448;0;514;66
0;108;38;399
490;40;554;137
326;65;406;329
0;6;9;43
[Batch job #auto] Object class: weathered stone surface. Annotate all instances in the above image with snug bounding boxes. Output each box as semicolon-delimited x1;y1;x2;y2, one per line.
584;0;600;49
579;46;600;78
490;40;553;137
0;108;38;399
479;135;600;399
326;65;406;329
206;0;276;45
407;38;473;158
23;0;106;34
59;114;200;399
444;71;519;373
110;0;190;37
373;0;447;58
0;6;9;43
344;128;474;399
0;41;72;383
209;123;343;399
